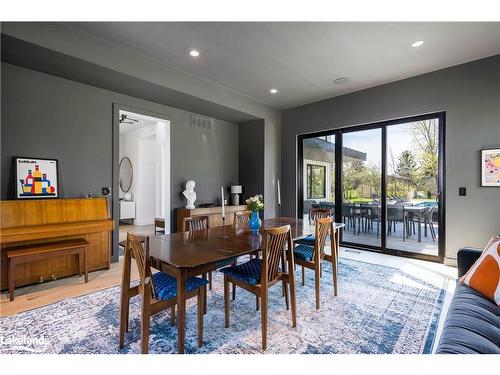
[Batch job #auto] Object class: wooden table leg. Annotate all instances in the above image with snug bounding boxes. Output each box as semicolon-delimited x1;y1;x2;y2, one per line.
286;246;297;328
119;242;131;349
176;268;187;354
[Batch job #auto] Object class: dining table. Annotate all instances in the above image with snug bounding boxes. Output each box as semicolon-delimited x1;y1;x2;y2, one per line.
126;216;343;353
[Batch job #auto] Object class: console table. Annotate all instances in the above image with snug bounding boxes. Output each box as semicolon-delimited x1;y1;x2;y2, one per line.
175;205;248;232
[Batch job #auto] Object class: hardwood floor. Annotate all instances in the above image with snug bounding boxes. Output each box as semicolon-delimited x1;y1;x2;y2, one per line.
1;224;154;317
0;256;139;317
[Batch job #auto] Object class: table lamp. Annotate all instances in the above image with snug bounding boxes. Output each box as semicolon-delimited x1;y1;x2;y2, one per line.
230;185;242;205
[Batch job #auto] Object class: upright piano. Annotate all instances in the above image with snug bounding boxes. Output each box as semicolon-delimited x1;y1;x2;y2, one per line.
0;197;113;290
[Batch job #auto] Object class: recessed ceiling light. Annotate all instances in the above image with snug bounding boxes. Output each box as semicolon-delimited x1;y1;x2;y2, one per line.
269;88;278;94
411;40;424;48
189;49;200;57
333;77;350;85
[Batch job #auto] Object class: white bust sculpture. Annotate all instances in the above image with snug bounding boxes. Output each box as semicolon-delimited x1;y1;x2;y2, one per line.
183;180;196;209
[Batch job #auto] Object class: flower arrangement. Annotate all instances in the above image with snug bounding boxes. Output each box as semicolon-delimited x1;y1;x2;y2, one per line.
246;194;264;212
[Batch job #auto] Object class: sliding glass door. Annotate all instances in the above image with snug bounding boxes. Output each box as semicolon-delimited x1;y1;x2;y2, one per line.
386;119;440;257
301;135;336;221
341;128;382;248
298;113;445;262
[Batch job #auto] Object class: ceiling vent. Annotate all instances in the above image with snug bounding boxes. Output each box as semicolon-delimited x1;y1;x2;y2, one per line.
190;114;214;130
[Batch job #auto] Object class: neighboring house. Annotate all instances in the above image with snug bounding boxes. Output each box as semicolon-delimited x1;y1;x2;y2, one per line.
303;137;366;212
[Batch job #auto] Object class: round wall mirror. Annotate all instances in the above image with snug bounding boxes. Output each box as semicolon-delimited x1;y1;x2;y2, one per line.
119;157;133;193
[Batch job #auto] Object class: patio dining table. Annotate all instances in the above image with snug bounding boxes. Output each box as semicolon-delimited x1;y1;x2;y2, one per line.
402;205;427;242
121;217;343;353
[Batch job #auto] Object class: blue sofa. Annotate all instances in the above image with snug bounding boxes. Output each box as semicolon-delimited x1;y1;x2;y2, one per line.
435;247;500;354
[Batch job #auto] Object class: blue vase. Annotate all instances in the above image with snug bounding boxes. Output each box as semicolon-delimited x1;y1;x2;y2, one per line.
248;210;262;233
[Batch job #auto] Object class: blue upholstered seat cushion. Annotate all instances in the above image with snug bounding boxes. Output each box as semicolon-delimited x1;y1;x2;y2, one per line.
293;244;314;261
151;272;208;301
220;258;262;285
294;234;316;246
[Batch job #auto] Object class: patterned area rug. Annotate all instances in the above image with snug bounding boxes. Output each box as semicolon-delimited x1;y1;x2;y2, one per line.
0;257;447;354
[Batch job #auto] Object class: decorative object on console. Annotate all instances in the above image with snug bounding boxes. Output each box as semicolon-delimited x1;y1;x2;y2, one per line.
246;194;264;233
481;148;500;187
221;186;225;220
182;180;197;209
198;203;216;208
277;179;281;206
230;185;242;205
15;157;58;199
460;235;500;304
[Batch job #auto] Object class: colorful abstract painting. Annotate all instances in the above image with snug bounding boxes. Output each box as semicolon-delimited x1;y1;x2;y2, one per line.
15;157;59;198
481;149;500;187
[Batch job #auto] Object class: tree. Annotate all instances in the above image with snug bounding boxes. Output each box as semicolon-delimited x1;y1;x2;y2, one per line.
342;161;365;199
396;150;417;187
365;163;381;197
410;120;438;181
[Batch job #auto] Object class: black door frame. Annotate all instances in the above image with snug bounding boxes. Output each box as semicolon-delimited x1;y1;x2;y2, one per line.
297;112;446;263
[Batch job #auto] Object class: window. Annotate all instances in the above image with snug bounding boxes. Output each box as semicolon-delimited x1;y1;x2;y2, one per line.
307;164;326;199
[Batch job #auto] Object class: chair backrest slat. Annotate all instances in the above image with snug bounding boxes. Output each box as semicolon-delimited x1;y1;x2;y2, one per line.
308;208;331;223
183;216;210;232
261;225;292;284
234;210;252;226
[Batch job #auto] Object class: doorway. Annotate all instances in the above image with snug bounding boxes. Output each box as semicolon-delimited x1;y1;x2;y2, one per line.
112;106;171;262
298;112;445;262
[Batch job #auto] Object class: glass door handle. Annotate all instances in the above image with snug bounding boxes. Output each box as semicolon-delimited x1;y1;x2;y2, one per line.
435;192;441;205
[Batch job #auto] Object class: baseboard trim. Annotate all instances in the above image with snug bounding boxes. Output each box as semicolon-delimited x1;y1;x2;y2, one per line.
133;220;154;226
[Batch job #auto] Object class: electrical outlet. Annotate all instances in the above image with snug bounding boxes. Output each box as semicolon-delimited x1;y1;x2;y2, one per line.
459;187;466;196
101;187;111;196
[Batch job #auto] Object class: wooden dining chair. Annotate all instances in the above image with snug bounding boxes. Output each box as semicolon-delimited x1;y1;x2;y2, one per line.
295;207;332;254
293;216;338;309
182;216;214;288
221;225;297;351
308;208;331;223
234;210;259;260
182;215;210;232
234;210;252;225
119;232;208;354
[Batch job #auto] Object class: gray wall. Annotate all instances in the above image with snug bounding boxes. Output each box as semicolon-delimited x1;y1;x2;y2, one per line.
239;120;265;202
1;62;240;231
2;23;282;218
282;54;500;264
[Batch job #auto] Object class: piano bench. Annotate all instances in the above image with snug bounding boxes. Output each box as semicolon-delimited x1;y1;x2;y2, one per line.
6;238;90;301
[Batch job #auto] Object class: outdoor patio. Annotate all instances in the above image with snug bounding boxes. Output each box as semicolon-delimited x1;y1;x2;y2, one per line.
303;214;439;256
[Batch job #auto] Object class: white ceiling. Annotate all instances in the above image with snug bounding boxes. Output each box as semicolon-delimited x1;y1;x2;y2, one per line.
69;22;500;109
118;110;166;135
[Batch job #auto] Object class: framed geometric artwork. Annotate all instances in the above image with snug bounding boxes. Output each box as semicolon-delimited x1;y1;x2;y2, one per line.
15;157;59;199
481;148;500;187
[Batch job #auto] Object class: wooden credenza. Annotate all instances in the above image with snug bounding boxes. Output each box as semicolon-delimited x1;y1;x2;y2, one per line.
0;198;113;290
175;205;248;232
